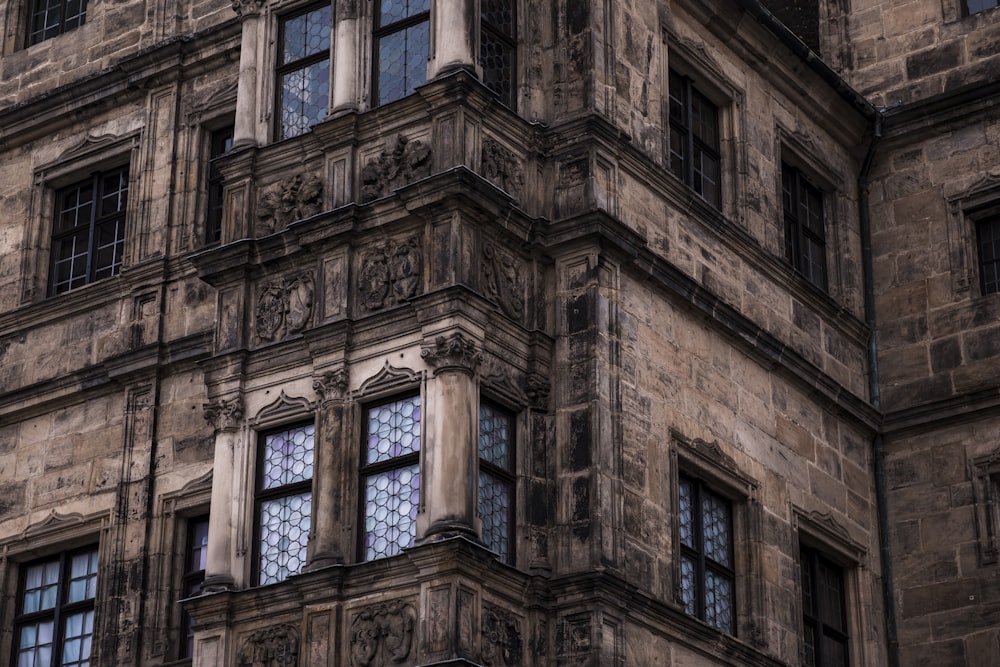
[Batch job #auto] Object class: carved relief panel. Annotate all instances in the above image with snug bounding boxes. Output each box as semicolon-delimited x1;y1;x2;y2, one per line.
357;237;423;311
481;240;526;322
238;623;300;667
361;135;432;202
348;600;417;667
254;273;315;345
481;137;524;203
256;172;323;236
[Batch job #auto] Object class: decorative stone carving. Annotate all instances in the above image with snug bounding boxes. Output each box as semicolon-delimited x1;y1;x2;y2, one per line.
238;623;299;667
255;273;314;343
482;242;525;320
358;238;422;310
360;135;431;202
203;397;244;431
525;373;550;409
421;332;482;373
256;173;323;235
231;0;265;19
481;138;524;200
482;606;522;666
349;600;416;667
313;368;350;403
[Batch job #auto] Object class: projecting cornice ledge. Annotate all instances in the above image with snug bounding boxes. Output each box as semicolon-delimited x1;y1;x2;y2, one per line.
542;211;882;431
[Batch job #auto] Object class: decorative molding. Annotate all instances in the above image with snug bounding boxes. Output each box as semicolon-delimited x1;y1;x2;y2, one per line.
482;242;525;320
57;133;123;162
237;623;299;667
203;397;244;432
482;605;522;667
972;452;1000;566
802;510;851;543
348;600;416;667
255;273;315;344
357;363;422;397
252;391;315;426
360;135;432;202
231;0;265;18
256;173;323;236
481;138;524;201
525;373;550;410
313;368;350;403
358;237;422;311
421;332;482;374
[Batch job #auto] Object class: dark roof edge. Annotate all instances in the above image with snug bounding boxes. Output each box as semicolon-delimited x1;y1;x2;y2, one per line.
735;0;878;120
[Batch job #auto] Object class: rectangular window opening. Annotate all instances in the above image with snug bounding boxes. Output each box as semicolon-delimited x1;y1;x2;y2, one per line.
478;400;515;564
480;0;516;107
678;474;735;634
782;162;828;290
27;0;88;46
205;125;234;245
976;217;1000;295
276;4;332;140
800;545;850;667
668;70;721;209
179;514;209;659
373;0;430;106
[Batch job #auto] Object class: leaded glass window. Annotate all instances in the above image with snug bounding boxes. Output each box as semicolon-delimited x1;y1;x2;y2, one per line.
373;0;430;106
668;70;721;209
783;162;828;290
15;546;99;667
27;0;87;46
977;217;1000;295
678;475;735;634
480;0;515;107
180;515;209;659
277;4;332;140
801;546;850;667
256;423;314;585
479;401;514;563
361;395;421;560
50;166;128;295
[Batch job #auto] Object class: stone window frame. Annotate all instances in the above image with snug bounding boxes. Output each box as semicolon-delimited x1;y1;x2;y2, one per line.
24;0;88;47
275;1;334;140
662;32;746;226
942;0;1000;21
370;0;431;107
945;174;1000;298
669;430;764;643
245;392;318;585
0;511;110;666
776;128;851;302
150;471;212;662
971;451;1000;566
20;132;141;305
792;509;868;667
476;395;518;565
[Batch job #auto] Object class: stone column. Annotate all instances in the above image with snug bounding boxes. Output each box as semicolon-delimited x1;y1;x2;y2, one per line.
201;397;244;592
308;368;350;569
419;332;481;540
330;0;361;114
429;0;477;80
232;0;264;147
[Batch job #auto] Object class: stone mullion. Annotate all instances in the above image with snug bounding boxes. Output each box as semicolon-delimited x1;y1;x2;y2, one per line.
430;0;478;80
201;397;244;591
309;369;350;568
331;0;361;114
232;0;265;147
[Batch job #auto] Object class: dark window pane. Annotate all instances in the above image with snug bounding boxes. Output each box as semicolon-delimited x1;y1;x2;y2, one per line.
801;546;850;667
782;163;827;290
977;218;1000;294
678;475;735;634
28;0;88;45
965;0;999;15
206;125;234;244
478;470;512;562
374;1;430;106
668;71;721;210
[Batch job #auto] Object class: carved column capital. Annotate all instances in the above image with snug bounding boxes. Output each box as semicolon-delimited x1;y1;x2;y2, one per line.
231;0;264;18
525;373;550;410
203;397;244;432
421;332;482;374
313;368;350;403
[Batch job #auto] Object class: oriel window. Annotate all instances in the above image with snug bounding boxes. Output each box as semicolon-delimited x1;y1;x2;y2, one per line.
50;165;128;295
276;4;332;140
373;0;430;106
480;0;516;107
800;546;850;667
668;70;721;209
27;0;87;46
478;401;515;564
782;163;828;290
678;474;735;634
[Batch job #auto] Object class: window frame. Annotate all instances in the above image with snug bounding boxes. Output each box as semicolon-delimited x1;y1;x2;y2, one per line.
782;161;829;290
478;398;516;565
668;68;722;210
964;0;1000;16
252;420;316;586
371;0;431;107
358;392;423;562
274;2;333;141
179;514;209;660
800;544;850;667
25;0;88;47
479;0;517;108
204;124;234;245
13;545;100;667
975;215;1000;295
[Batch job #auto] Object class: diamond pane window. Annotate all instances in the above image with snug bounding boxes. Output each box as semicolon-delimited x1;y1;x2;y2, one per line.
50;165;128;295
783;162;828;290
256;423;314;585
801;546;850;667
668;70;721;209
976;217;1000;295
362;396;422;560
677;475;735;634
478;402;515;563
480;0;516;106
374;0;430;106
15;546;99;667
27;0;87;46
277;4;332;140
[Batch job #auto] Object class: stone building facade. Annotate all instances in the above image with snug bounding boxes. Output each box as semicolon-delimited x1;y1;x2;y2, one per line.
0;0;994;666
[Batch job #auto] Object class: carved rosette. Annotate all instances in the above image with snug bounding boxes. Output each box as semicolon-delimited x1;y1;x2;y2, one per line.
313;368;350;403
203;397;244;432
349;600;416;667
482;242;525;320
482;606;522;667
481;138;524;201
360;135;431;202
238;623;299;667
255;273;315;344
421;332;482;375
358;238;422;311
256;173;323;236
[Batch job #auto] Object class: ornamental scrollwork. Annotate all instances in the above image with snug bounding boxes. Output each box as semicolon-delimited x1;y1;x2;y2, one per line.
237;623;299;667
349;600;416;667
482;242;525;320
482;606;523;667
360;135;431;202
421;332;482;373
358;238;422;311
481;138;524;201
256;173;323;236
203;397;244;432
313;367;350;403
255;273;314;344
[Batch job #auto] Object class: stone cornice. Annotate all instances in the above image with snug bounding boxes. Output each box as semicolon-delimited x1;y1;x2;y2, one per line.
882;386;1000;437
